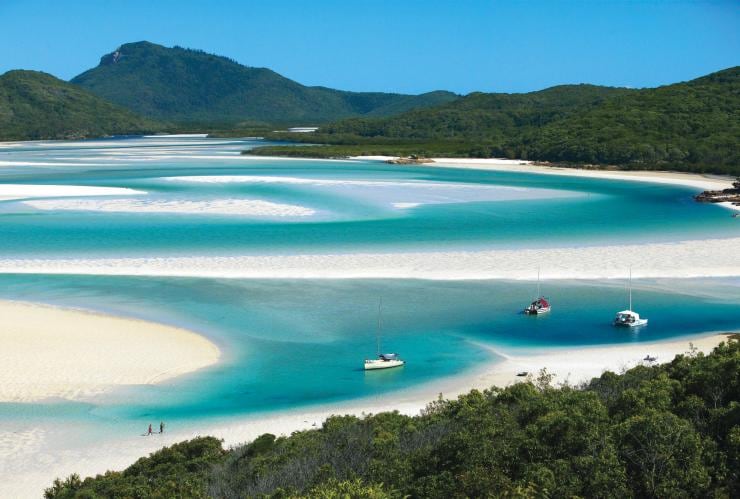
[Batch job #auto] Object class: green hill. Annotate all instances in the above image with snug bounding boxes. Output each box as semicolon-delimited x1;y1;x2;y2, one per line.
0;70;160;140
521;67;740;170
71;41;458;125
46;337;740;498
257;67;739;174
323;83;631;141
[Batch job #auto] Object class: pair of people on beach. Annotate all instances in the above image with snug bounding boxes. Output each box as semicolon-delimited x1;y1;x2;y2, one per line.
146;422;165;435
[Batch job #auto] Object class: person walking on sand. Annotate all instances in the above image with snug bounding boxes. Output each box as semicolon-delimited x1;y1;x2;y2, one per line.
147;423;153;436
159;421;165;434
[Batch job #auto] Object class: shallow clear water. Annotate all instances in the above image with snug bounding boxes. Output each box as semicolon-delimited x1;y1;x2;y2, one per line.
1;137;738;258
0;275;739;430
0;136;738;432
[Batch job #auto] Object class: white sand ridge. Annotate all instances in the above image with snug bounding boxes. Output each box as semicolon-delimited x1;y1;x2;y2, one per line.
23;197;316;217
0;184;145;202
1;237;738;279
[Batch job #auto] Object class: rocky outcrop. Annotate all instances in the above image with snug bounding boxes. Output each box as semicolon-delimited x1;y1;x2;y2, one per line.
694;178;740;208
386;156;431;165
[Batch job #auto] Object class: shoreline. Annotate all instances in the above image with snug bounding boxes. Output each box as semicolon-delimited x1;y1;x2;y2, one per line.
3;330;731;498
0;300;220;403
199;331;733;446
349;156;736;192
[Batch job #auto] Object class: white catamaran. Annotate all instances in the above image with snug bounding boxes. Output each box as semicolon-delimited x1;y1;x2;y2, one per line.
364;298;405;370
613;268;648;327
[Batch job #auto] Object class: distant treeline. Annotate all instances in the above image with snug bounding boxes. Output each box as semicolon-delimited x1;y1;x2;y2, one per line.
247;67;740;175
46;336;740;498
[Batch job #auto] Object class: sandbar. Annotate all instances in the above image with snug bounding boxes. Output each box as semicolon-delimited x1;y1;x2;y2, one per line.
0;300;220;402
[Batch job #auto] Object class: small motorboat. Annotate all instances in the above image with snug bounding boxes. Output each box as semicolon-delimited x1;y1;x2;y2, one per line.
643;355;657;362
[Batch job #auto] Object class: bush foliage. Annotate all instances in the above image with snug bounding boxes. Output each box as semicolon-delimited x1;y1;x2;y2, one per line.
47;337;740;498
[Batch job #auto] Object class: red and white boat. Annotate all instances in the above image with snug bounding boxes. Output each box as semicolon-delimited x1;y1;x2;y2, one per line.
523;268;551;315
524;296;551;315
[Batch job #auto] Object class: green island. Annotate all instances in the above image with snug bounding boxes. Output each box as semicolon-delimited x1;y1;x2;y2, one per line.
46;337;740;498
246;67;740;176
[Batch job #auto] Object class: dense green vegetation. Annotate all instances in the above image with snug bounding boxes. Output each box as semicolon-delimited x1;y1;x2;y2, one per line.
249;67;740;175
71;42;458;124
45;437;225;499
47;336;740;498
0;70;160;140
245;133;484;159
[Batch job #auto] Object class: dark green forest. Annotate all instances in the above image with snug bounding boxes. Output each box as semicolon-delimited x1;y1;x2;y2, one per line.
0;70;160;140
250;67;740;175
46;336;740;498
71;42;458;124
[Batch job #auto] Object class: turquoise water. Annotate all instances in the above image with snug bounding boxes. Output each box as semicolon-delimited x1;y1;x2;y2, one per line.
0;136;738;434
0;275;739;430
0;137;738;258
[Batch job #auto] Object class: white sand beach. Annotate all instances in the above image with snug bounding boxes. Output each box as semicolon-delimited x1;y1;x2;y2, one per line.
0;300;220;402
0;236;737;280
372;156;735;191
1;331;731;498
0;184;145;202
23;197;316;217
350;155;734;190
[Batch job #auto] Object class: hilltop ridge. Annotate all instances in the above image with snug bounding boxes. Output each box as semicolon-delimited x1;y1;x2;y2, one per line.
71;41;458;124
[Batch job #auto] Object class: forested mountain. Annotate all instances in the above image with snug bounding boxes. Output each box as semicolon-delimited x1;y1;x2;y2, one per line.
257;67;739;174
46;337;740;498
71;42;458;124
0;70;160;140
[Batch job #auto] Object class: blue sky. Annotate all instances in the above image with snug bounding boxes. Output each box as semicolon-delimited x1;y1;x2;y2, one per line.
0;0;737;94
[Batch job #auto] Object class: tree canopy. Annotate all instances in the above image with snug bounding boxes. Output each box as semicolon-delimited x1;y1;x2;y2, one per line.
47;336;740;498
251;67;740;175
0;70;160;140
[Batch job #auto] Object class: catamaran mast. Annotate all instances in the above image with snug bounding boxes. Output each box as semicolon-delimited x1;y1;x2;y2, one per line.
536;267;541;298
629;267;633;311
376;297;383;356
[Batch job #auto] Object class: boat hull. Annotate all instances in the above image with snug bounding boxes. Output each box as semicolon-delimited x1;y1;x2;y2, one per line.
614;319;648;327
364;359;405;370
524;306;551;315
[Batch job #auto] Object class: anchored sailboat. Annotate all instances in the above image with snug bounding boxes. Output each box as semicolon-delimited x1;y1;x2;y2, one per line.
364;298;405;370
523;267;551;315
613;268;648;327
